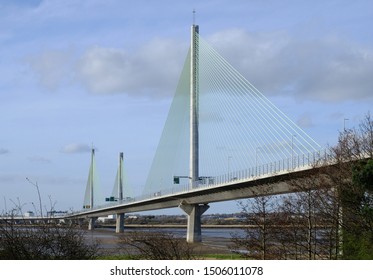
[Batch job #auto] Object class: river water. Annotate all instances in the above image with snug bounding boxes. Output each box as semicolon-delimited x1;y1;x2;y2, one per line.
95;226;244;239
88;227;244;254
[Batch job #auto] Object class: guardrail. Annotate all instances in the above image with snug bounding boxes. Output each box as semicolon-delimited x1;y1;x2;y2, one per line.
74;149;372;215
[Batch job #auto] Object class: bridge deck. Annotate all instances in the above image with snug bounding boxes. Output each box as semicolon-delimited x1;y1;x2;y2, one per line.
68;163;321;218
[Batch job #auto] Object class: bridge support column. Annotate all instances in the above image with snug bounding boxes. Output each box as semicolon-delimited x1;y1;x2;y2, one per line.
180;203;209;243
78;218;84;228
88;217;97;230
115;213;125;233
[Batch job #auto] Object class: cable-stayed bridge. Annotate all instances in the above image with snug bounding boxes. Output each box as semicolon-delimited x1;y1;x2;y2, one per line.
69;25;332;242
67;24;328;242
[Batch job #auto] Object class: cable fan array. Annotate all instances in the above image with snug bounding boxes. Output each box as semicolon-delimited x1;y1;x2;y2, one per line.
143;33;321;197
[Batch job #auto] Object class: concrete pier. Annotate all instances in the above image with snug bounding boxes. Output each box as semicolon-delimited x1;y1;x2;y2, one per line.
88;217;97;230
115;213;125;233
180;203;209;243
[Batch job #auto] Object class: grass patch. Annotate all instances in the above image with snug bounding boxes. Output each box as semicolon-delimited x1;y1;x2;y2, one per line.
97;253;243;260
96;255;138;260
197;253;243;260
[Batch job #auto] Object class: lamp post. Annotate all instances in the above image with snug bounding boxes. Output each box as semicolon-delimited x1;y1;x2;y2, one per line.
344;118;349;131
256;147;262;167
228;156;232;180
3;196;7;215
256;147;262;176
26;177;43;217
291;135;297;170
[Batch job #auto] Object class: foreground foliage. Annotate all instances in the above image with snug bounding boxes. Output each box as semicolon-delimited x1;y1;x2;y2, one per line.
118;231;195;260
231;113;373;260
0;220;99;260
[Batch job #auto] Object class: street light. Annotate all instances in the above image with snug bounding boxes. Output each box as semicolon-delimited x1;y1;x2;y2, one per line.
256;147;262;176
26;177;43;217
292;135;297;170
344;118;349;131
3;196;7;215
228;156;232;180
255;147;262;167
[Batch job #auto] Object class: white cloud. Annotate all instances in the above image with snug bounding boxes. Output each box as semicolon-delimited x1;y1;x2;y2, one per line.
75;29;373;102
76;38;187;97
61;143;92;154
27;28;373;103
206;29;373;102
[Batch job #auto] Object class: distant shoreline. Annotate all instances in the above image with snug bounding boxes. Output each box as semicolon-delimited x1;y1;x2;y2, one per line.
97;224;246;229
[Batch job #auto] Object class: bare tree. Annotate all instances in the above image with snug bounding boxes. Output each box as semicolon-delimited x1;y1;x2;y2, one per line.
278;177;340;260
231;113;373;260
0;202;100;260
231;192;281;260
322;113;372;258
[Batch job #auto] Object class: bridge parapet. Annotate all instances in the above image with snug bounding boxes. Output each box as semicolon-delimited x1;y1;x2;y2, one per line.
73;149;344;217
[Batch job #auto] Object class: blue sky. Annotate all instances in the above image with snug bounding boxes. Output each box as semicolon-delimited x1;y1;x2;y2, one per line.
0;0;372;215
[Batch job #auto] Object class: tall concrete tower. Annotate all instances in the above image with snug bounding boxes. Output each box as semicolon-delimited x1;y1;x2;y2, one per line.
118;152;124;201
90;148;95;209
116;152;125;233
190;24;199;188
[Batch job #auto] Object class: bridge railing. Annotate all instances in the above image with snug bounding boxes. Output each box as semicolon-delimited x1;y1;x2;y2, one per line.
154;149;332;196
78;149;340;214
77;148;373;215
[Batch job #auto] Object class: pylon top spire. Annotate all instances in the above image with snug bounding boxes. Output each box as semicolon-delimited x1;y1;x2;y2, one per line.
193;9;196;26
